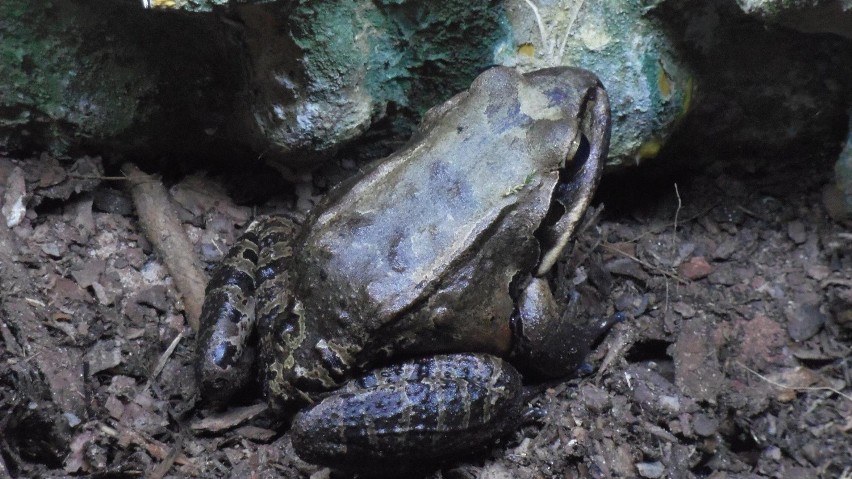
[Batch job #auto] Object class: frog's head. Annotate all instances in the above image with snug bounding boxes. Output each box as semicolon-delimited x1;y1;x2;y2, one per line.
497;67;612;379
520;67;611;275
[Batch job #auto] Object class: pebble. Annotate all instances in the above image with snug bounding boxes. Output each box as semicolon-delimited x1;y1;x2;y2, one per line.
712;236;738;260
679;256;713;280
786;220;807;244
805;264;831;280
786;303;827;341
692;413;718;437
636;461;665;478
672;302;696;318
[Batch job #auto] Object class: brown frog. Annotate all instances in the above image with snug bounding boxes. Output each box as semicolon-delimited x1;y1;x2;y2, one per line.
196;66;612;473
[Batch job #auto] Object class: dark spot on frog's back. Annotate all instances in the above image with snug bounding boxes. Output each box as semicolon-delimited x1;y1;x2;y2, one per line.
387;227;407;273
543;85;568;106
485;96;526;135
337;211;372;235
429;158;449;181
427;160;468;206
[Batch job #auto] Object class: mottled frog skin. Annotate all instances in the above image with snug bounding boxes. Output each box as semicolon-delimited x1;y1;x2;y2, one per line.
196;66;612;472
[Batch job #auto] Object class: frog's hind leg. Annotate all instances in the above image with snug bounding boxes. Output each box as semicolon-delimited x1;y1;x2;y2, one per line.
290;353;524;474
250;217;314;409
195;219;267;405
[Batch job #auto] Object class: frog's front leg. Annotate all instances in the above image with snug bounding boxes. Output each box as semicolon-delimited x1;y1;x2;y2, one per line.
196;216;299;405
290;353;523;473
511;277;622;379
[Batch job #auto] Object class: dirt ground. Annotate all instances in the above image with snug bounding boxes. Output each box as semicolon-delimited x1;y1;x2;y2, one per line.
0;147;849;478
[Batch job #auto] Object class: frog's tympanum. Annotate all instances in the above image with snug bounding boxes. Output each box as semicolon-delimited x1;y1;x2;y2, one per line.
197;66;612;473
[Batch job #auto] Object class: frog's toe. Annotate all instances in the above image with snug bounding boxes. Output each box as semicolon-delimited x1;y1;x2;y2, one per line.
593;311;627;337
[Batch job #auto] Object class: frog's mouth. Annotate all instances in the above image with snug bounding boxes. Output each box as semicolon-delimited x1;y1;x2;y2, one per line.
535;85;610;277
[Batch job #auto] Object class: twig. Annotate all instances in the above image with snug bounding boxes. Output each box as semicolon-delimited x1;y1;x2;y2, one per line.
522;0;586;65
100;423;195;468
622;202;719;245
24;297;46;308
671;183;681;259
122;164;207;332
663;183;683;316
147;435;183;479
0;320;22;357
556;0;585;61
68;174;139;181
141;329;186;395
523;0;549;58
738;362;852;403
0;441;10;478
600;243;689;284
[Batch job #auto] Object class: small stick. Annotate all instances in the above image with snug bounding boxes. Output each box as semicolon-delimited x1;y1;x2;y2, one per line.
600;243;689;284
141;329;186;395
147;435;183;479
523;0;549;57
738;363;852;403
556;0;585;61
121;163;206;332
671;183;681;259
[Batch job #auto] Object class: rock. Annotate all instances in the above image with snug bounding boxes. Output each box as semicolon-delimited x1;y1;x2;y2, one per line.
786;220;807;244
708;264;739;286
805;264;831;281
85;340;123;375
691;413;718;437
2;166;27;228
786;303;828;341
672;318;725;403
636;461;665;478
580;384;612;414
672;302;696;318
93;187;134;216
502;0;692;167
735;0;852;39
679;256;713;280
0;0;240;160
712;235;739;260
829;117;852;218
606;257;651;283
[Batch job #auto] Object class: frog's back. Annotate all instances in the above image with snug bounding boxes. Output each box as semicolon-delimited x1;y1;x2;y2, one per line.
295;67;578;346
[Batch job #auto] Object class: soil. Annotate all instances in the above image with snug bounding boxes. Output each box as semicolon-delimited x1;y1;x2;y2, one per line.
0;148;849;478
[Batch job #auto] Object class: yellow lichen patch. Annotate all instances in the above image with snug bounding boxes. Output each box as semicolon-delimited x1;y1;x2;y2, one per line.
148;0;177;8
637;139;662;162
657;64;673;99
518;43;536;57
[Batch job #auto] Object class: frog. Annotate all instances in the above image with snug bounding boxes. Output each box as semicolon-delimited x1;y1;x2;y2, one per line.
196;66;613;473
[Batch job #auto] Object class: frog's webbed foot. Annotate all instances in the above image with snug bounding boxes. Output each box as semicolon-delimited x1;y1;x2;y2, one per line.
290;353;523;474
